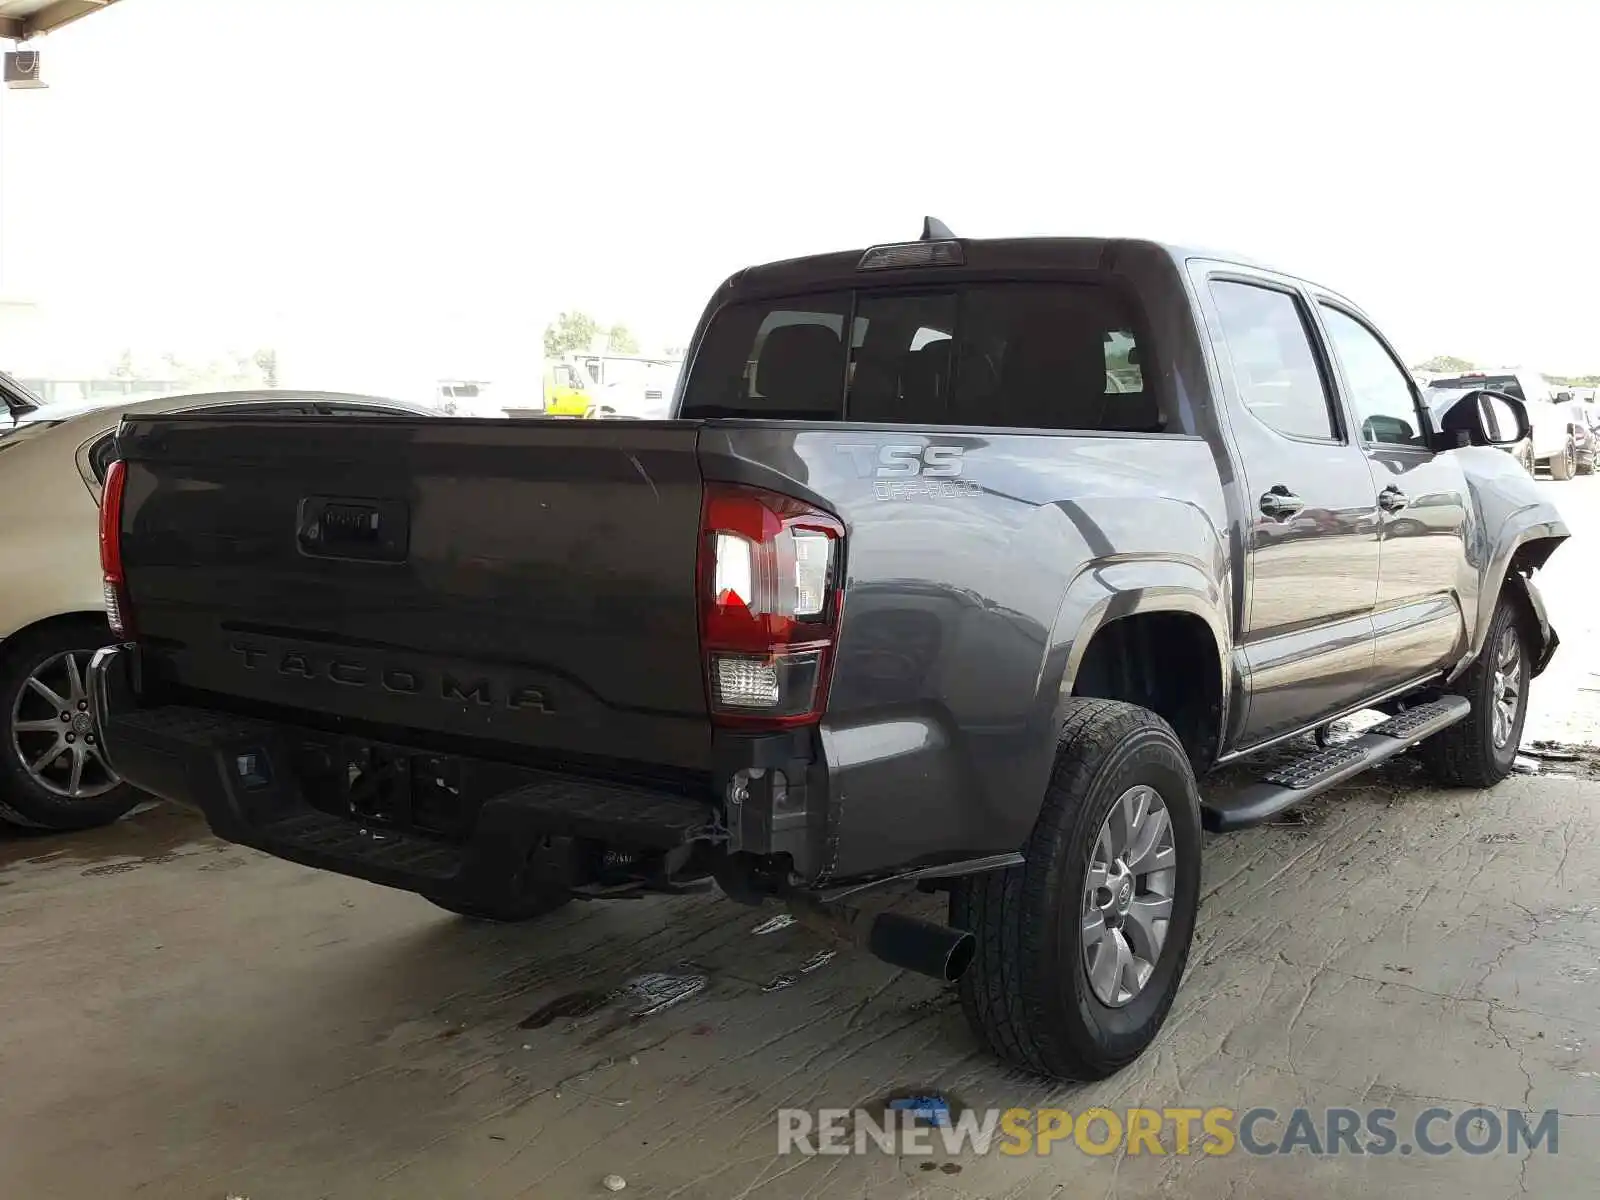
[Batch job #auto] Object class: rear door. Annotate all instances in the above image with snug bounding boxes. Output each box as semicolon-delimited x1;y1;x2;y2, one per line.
1195;269;1382;746
1312;300;1471;693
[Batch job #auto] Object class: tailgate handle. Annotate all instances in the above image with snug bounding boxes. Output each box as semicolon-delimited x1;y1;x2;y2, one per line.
298;496;410;562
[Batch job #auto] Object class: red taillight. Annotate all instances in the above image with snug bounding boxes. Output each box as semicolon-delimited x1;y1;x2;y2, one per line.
99;459;134;639
698;482;844;728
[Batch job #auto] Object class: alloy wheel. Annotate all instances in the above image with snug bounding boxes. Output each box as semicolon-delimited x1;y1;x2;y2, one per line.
9;649;121;800
1491;625;1525;750
1081;784;1177;1007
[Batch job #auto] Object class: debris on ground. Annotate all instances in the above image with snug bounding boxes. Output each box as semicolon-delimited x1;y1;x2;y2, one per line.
554;1057;631;1107
602;1173;627;1191
761;949;837;992
1269;808;1313;828
621;972;708;1017
888;1094;952;1127
751;913;797;935
1524;741;1580;762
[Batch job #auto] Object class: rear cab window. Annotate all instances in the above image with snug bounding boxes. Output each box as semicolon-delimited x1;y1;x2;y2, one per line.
1429;373;1524;402
680;283;1168;433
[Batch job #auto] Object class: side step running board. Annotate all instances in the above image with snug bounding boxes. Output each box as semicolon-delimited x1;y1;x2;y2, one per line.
1202;697;1471;833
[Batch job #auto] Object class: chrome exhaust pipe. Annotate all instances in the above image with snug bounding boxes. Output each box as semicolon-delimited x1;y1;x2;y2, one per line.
785;892;976;983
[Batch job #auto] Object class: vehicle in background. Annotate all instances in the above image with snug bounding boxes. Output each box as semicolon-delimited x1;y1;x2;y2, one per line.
541;359;592;415
434;379;503;418
1553;388;1597;474
1428;369;1584;478
584;360;683;419
0;382;436;832
543;354;682;417
91;226;1566;1081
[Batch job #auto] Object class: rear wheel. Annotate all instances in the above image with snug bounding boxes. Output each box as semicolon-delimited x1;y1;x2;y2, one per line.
1420;592;1530;787
0;619;140;831
1549;440;1575;480
950;700;1202;1080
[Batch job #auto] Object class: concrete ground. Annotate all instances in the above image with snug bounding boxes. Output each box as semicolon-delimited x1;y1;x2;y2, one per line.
4;478;1598;1200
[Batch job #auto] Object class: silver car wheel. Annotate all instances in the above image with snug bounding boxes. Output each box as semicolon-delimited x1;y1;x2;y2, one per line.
10;649;121;800
1081;784;1177;1007
1491;625;1525;750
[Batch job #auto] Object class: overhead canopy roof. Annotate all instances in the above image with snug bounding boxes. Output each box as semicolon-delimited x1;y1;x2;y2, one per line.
0;0;119;41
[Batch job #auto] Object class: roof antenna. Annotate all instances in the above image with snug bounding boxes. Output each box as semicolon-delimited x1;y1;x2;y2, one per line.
921;216;955;241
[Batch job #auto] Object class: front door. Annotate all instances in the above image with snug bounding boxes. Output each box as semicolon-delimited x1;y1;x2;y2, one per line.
1314;301;1472;694
1199;273;1383;747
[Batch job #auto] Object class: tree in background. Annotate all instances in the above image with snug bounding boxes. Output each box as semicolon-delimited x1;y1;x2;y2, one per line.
605;324;640;354
544;312;601;358
1411;354;1475;373
253;348;280;389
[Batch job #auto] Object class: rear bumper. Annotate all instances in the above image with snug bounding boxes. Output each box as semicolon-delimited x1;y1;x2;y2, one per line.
87;645;726;906
90;644;1010;894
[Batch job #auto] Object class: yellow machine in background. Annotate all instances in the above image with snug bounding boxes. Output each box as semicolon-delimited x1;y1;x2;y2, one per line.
541;354;682;417
541;359;593;415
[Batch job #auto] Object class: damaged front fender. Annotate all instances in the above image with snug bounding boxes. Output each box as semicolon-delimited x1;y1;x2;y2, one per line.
1506;569;1559;678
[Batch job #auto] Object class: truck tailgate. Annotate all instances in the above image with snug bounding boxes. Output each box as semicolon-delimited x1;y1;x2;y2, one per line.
115;416;712;772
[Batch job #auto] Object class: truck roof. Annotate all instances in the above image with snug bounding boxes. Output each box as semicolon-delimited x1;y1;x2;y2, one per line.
724;235;1293;298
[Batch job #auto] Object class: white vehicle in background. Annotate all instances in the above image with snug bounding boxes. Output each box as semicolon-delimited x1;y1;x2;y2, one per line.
0;377;435;831
1425;368;1586;479
584;359;683;420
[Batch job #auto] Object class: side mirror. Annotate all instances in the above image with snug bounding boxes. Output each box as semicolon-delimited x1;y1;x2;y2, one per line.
1435;389;1529;447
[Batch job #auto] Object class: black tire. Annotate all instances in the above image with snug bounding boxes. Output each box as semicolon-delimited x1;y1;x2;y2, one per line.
0;618;140;831
424;890;571;923
1419;592;1531;787
949;699;1202;1080
1549;440;1575;480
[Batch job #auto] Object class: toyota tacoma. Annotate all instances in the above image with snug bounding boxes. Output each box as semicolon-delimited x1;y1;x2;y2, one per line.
89;222;1565;1080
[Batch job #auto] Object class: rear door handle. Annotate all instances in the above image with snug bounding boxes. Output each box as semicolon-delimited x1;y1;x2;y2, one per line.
1378;486;1409;513
1259;486;1304;520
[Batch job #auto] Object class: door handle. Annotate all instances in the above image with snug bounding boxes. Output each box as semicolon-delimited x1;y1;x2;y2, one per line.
1259;486;1304;520
1377;486;1409;513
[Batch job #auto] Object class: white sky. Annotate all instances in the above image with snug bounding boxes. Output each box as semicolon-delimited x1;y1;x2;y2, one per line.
2;0;1597;392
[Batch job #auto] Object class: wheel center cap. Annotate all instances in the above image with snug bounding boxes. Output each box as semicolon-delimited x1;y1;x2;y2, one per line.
70;712;94;736
1115;874;1134;913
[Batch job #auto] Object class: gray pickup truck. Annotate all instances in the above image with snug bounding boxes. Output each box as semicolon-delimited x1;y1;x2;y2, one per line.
89;222;1565;1080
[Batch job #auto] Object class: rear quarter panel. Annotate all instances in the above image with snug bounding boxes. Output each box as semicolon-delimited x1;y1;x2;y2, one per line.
0;419;110;641
701;424;1232;880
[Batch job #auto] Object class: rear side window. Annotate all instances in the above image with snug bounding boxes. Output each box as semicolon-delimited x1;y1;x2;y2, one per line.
680;283;1166;432
1432;373;1522;401
949;285;1157;431
1209;281;1337;441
